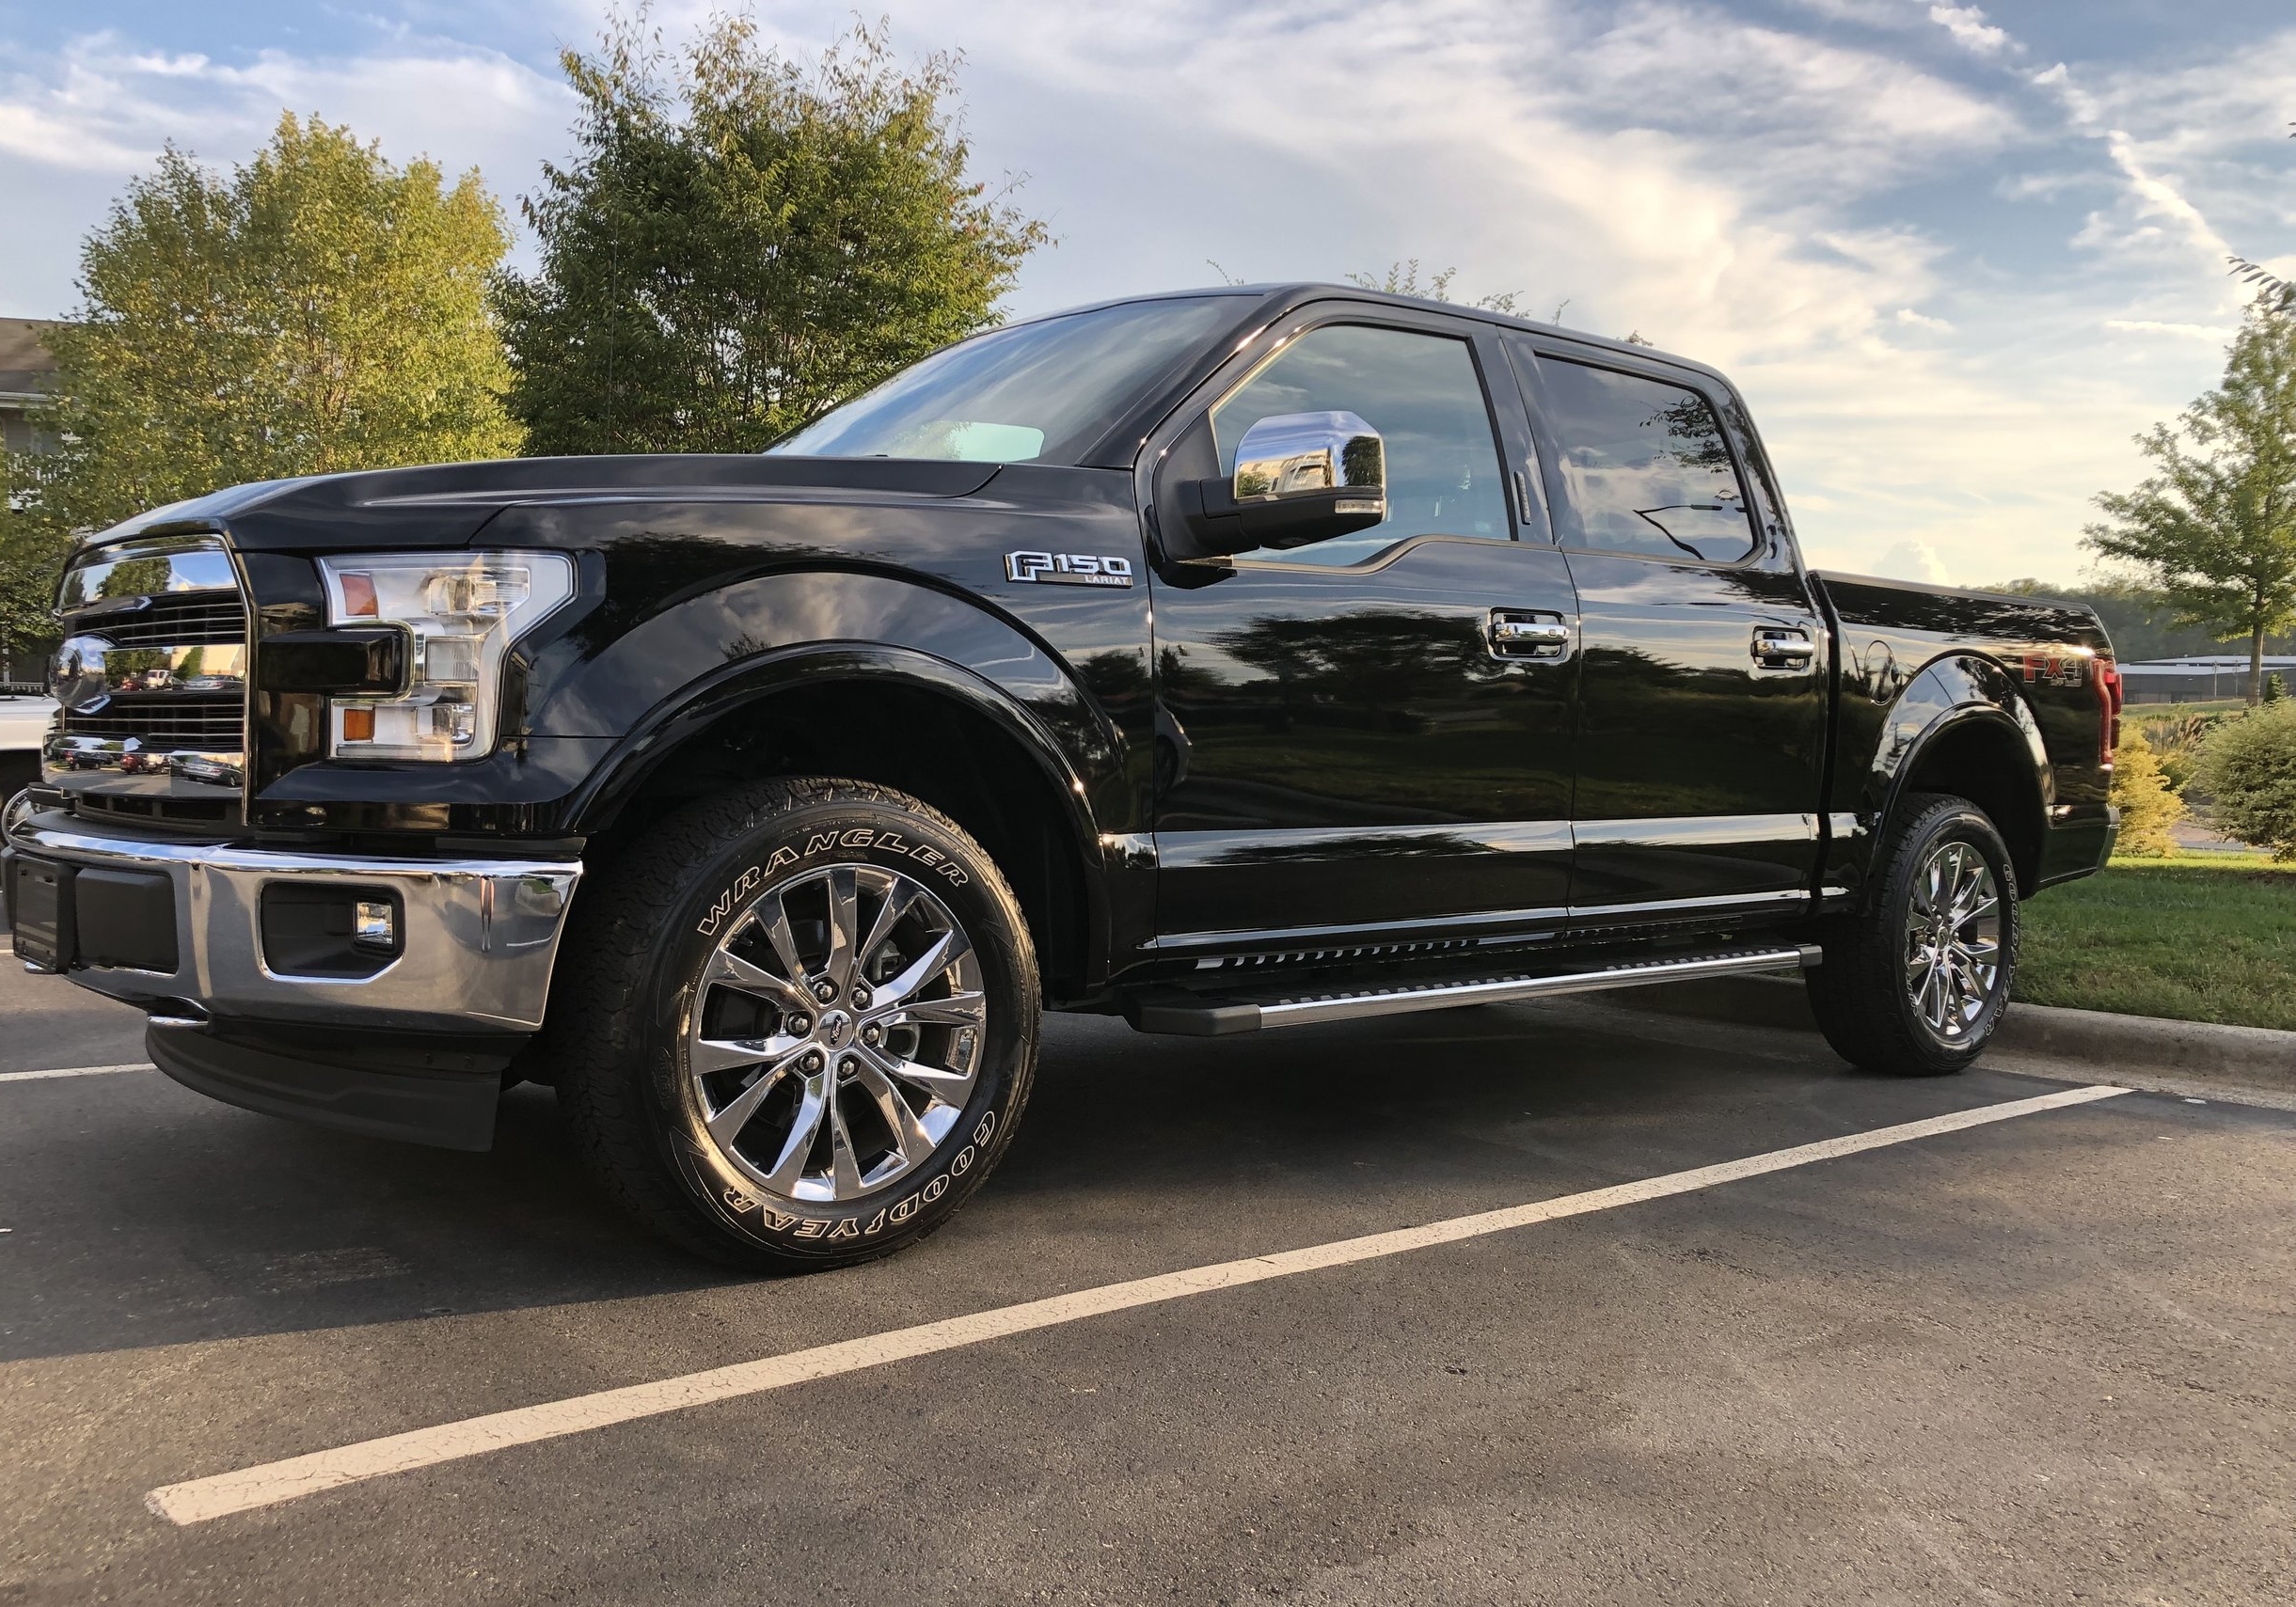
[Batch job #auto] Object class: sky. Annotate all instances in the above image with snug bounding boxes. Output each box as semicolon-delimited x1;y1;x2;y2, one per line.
1;0;2292;587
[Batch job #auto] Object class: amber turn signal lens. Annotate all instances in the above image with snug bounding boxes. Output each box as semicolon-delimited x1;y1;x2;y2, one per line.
341;706;375;742
339;573;379;618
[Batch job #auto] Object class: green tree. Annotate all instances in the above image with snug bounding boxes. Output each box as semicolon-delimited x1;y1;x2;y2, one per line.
2084;309;2296;704
2193;701;2296;860
1346;260;1522;316
20;113;517;556
497;9;1046;456
2108;728;2186;857
2226;123;2294;314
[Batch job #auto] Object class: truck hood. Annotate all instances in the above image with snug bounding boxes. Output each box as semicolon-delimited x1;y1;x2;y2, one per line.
87;455;1006;554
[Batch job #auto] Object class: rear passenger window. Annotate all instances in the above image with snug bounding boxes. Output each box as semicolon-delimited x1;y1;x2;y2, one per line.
1533;356;1757;564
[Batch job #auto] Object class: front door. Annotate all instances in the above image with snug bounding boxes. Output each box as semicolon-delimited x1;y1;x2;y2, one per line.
1147;312;1579;952
1508;339;1829;932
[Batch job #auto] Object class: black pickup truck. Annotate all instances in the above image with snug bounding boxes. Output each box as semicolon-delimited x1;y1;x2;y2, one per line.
3;285;2120;1268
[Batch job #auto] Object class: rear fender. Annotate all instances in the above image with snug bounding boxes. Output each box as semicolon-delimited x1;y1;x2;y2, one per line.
1826;653;2051;901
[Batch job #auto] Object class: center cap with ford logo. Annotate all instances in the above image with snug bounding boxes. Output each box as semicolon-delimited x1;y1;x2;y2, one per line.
50;636;116;714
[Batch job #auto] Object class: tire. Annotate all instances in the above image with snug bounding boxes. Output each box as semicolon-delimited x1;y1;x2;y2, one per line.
1806;792;2020;1077
549;777;1039;1271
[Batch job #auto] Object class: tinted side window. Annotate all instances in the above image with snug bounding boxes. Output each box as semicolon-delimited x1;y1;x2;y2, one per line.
1211;325;1509;567
1535;356;1757;564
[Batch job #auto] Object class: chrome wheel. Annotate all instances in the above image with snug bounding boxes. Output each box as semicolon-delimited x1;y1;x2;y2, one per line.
1903;841;2003;1042
688;863;986;1204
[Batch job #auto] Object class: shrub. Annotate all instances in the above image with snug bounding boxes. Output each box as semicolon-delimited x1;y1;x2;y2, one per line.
2193;702;2296;860
2267;672;2288;703
2110;728;2186;856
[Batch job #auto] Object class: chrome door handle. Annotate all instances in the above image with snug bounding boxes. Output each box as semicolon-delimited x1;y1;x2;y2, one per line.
1751;627;1815;669
1490;609;1573;660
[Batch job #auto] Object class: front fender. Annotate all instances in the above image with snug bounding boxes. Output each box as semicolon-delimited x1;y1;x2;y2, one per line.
544;569;1123;851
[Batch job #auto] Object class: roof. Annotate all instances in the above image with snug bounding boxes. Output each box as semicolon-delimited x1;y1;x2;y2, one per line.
0;318;63;402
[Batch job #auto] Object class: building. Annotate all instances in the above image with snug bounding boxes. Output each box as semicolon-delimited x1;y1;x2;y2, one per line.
0;318;61;460
2119;655;2296;704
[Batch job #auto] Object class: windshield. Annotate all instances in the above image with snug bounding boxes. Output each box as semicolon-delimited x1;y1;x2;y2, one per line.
770;295;1248;465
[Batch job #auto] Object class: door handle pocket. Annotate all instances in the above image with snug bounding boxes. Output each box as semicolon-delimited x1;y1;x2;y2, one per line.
1489;609;1573;661
1750;626;1815;669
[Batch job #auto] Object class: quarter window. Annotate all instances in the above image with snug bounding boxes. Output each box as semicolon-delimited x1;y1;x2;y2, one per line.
1534;356;1758;565
1210;325;1510;567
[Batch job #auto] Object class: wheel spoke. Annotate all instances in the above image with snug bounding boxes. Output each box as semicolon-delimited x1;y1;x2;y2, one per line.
760;1073;831;1194
874;989;987;1029
705;1050;804;1147
856;881;917;985
705;946;810;1013
692;1033;796;1077
873;928;965;1009
850;1060;933;1165
826;1093;865;1196
757;893;809;991
859;1039;971;1100
822;867;861;988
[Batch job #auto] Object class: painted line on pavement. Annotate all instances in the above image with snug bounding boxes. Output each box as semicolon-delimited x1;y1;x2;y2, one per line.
146;1082;2130;1525
0;1063;154;1083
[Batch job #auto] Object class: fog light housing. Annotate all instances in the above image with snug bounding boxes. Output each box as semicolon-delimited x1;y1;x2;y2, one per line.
353;899;398;952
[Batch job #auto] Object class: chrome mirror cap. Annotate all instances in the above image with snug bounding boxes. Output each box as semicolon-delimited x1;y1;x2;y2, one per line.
1232;411;1386;509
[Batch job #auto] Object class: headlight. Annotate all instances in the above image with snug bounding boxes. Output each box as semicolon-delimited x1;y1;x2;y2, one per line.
315;551;577;762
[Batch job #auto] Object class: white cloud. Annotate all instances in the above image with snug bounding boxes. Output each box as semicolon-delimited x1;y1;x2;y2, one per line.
1928;5;2010;56
2105;320;2233;341
0;0;2288;587
1871;541;1955;584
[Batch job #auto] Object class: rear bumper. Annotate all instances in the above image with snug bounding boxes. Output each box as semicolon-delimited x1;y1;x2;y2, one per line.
2035;802;2118;890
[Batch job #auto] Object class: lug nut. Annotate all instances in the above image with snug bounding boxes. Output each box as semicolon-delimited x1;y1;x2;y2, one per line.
787;1015;812;1035
802;1050;824;1072
813;981;837;1003
838;1056;858;1080
850;985;872;1009
862;1025;881;1047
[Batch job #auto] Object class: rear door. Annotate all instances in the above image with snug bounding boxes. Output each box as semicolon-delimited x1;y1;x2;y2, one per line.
1506;339;1829;930
1145;307;1580;951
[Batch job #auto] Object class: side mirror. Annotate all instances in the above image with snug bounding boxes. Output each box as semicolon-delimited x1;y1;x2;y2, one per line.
1179;411;1387;555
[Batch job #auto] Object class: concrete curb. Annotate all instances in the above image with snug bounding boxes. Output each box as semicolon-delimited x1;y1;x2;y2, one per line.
1618;973;2296;1089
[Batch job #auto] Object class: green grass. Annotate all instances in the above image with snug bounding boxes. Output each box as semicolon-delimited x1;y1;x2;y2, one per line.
2017;855;2296;1029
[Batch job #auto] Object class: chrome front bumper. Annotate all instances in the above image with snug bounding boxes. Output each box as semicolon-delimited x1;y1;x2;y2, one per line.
8;814;582;1033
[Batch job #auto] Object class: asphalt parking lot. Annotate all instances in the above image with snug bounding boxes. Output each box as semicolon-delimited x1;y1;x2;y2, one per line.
3;951;2292;1606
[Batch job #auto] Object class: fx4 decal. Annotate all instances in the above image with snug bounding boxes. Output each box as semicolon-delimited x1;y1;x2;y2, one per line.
1005;550;1134;588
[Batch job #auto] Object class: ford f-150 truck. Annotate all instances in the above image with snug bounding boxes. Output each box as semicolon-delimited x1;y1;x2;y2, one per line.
2;285;2120;1269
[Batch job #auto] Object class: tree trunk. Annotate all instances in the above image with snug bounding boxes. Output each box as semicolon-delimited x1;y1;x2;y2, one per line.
2251;622;2267;706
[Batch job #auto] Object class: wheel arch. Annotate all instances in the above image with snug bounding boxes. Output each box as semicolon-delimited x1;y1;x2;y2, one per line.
567;640;1116;1004
1867;654;2051;897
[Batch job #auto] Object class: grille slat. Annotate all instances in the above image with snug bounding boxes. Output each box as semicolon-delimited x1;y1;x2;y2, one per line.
60;696;245;747
75;594;245;649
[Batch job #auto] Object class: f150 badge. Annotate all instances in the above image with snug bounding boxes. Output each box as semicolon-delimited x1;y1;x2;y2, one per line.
1005;550;1134;588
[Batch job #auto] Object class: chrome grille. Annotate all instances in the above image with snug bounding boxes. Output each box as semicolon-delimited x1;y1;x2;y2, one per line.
59;696;244;747
48;532;249;824
85;596;245;649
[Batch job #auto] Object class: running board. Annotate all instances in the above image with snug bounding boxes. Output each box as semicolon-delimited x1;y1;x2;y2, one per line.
1122;945;1821;1036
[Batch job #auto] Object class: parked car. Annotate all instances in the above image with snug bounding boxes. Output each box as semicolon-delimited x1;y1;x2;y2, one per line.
2;285;2121;1269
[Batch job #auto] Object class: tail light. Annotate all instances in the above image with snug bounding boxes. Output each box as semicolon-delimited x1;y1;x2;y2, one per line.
2094;653;2122;766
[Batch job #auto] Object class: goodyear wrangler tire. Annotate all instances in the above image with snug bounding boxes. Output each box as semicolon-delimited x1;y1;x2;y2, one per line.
552;778;1039;1271
1805;792;2019;1078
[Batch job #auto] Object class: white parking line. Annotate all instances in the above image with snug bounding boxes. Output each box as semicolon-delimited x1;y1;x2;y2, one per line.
146;1082;2130;1526
0;1063;154;1083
